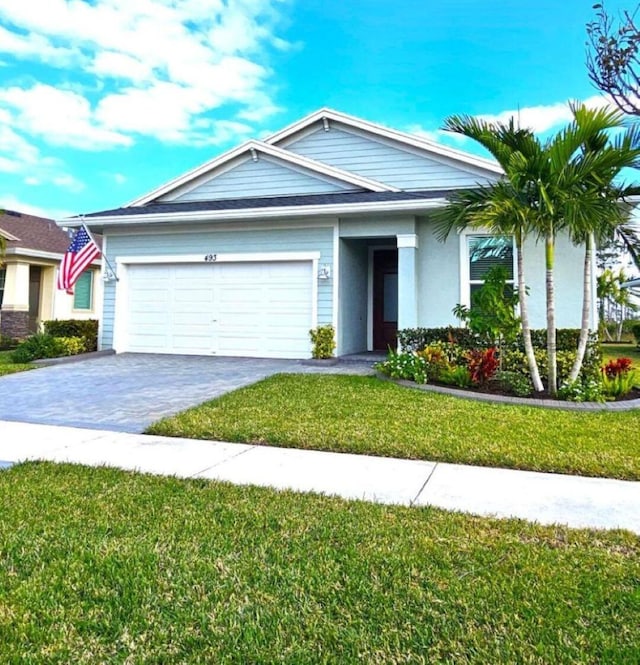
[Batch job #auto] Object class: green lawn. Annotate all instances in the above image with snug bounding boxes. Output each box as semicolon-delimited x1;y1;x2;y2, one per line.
0;463;638;663
148;373;640;481
601;342;640;365
0;349;33;376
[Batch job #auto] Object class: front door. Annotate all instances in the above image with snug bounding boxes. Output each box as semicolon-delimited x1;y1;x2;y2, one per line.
373;249;398;350
28;266;42;333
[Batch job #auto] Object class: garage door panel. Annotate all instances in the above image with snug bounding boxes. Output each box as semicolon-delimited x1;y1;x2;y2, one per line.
123;260;314;358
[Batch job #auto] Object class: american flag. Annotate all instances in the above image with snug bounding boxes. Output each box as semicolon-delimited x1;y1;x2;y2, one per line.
57;225;101;291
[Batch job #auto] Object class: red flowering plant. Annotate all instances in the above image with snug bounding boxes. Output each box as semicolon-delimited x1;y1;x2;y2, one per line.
465;347;499;385
602;357;633;378
600;357;638;399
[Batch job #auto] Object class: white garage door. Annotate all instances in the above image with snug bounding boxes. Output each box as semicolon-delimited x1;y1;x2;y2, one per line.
123;261;314;358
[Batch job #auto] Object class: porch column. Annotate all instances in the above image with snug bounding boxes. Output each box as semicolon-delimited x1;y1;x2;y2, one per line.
0;262;30;339
397;234;418;330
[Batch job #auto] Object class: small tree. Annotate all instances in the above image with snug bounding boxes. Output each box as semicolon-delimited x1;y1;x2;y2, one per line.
453;266;521;366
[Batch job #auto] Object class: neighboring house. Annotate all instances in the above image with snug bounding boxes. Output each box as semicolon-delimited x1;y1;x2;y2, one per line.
0;210;102;339
71;108;591;359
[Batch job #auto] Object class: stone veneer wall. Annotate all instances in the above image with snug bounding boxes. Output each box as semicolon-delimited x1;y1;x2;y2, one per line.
0;311;30;339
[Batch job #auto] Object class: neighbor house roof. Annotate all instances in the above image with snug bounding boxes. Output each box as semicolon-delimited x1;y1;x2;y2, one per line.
0;209;102;259
0;209;72;254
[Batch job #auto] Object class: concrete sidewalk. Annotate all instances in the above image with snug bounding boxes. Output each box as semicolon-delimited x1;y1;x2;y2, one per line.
1;419;638;535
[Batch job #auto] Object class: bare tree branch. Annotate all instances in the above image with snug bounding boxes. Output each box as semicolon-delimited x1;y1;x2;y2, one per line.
587;3;640;114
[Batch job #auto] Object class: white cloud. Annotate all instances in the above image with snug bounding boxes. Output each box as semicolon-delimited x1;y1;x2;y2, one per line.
0;84;132;149
0;24;81;66
0;122;85;192
0;194;77;220
406;124;470;146
90;51;152;82
0;0;290;148
477;95;615;134
113;173;127;185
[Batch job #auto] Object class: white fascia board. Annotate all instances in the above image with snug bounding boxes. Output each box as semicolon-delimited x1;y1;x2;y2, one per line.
265;107;504;177
5;247;100;264
5;248;64;261
0;227;20;241
126;140;259;206
71;198;448;228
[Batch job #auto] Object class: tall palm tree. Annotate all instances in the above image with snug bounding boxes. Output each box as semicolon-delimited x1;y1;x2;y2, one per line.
553;103;640;383
435;105;640;395
434;118;545;393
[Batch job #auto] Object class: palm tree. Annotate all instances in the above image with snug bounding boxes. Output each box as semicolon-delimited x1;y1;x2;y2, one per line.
554;103;640;383
435;104;640;395
433;117;545;393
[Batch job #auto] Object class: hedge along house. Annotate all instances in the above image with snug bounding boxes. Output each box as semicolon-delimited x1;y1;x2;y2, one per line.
0;210;103;340
68;109;593;359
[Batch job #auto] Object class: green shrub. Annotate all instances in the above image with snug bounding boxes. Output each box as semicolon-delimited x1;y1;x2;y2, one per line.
43;319;99;352
309;325;336;359
398;327;483;352
439;365;473;388
55;336;86;357
558;378;605;403
375;350;428;384
501;346;601;385
11;334;87;362
494;371;534;397
12;334;62;362
0;334;17;350
632;323;640;347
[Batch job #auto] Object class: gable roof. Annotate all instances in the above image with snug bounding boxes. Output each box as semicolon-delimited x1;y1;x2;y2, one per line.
265;107;504;176
0;209;102;259
0;209;72;255
129;139;400;207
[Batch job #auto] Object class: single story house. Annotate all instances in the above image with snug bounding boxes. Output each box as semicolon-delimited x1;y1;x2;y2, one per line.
69;108;591;359
0;210;102;339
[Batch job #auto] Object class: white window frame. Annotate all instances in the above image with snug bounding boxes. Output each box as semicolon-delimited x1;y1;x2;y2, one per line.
459;230;517;308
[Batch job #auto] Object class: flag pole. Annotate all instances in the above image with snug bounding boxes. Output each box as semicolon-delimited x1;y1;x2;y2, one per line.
81;216;118;282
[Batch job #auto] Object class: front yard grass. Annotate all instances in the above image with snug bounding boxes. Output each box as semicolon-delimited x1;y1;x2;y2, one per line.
1;463;638;663
601;342;640;365
147;374;640;481
0;349;33;376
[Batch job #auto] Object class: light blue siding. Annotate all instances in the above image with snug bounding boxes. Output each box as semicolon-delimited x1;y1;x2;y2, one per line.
101;225;334;350
286;127;496;190
415;217;587;329
417;218;460;326
165;156;359;202
338;240;368;355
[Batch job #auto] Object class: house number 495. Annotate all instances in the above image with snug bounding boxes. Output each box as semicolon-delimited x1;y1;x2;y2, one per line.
204;253;217;262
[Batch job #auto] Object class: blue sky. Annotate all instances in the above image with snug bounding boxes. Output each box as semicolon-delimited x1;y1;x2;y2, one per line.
0;0;632;219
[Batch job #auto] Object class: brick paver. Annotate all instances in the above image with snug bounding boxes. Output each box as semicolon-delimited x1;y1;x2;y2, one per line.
0;353;374;433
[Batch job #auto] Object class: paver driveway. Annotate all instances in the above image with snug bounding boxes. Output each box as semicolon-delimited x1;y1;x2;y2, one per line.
0;353;374;433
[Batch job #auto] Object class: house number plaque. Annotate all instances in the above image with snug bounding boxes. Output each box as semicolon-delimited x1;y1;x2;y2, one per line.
204;253;217;262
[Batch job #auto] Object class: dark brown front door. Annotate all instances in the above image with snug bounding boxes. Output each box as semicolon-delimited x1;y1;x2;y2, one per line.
373;249;398;350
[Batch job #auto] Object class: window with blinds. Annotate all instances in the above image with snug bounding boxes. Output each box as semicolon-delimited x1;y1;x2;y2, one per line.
73;270;93;310
0;268;5;308
467;235;514;301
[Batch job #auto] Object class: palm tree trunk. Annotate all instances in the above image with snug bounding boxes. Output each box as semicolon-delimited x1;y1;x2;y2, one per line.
568;233;593;383
546;233;557;396
517;236;543;392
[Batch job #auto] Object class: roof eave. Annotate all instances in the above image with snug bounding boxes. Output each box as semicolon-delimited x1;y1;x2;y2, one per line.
62;197;448;228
